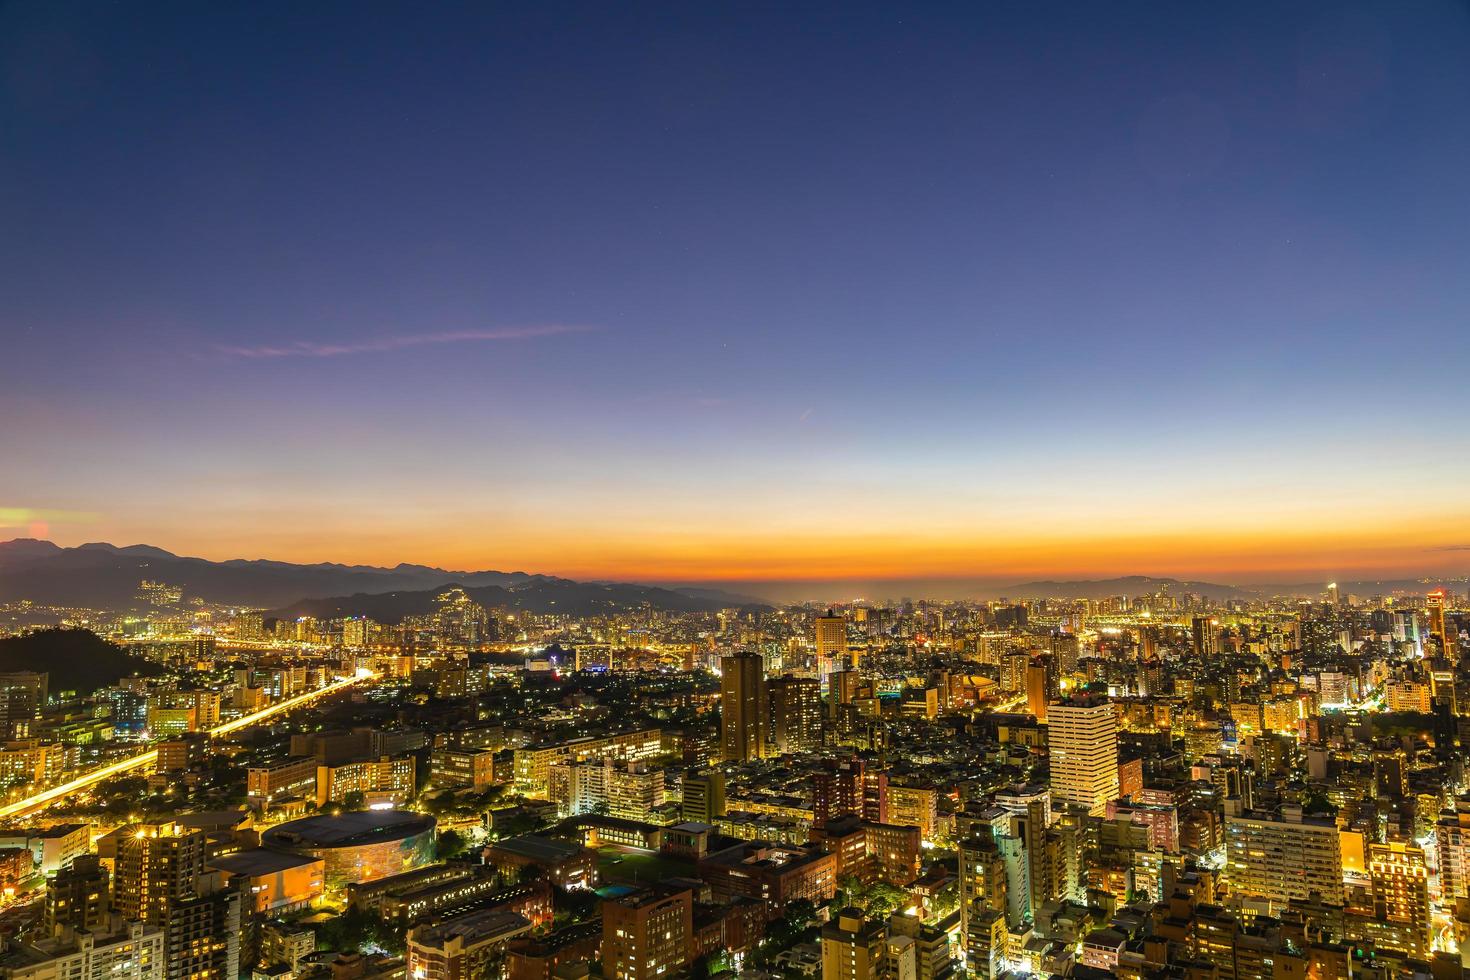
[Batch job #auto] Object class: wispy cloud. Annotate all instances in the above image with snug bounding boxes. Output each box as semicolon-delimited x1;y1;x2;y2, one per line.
217;324;594;359
1427;545;1470;552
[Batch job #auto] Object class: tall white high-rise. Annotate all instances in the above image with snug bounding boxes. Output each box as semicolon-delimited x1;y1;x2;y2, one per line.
1048;696;1118;816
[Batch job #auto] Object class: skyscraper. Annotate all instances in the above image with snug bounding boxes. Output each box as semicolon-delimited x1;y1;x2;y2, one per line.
1368;840;1431;957
769;674;822;754
815;610;849;683
1047;696;1118;816
1428;589;1458;663
0;671;47;739
1024;659;1050;722
1190;616;1218;659
113;824;241;980
957;836;1007;980
720;651;768;762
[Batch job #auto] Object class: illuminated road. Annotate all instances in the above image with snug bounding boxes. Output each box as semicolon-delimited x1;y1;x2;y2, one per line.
0;672;375;821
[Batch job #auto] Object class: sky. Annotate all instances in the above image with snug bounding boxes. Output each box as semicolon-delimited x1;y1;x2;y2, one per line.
3;1;1470;595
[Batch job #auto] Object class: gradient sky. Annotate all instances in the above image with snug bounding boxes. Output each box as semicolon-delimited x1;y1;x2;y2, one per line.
3;1;1470;593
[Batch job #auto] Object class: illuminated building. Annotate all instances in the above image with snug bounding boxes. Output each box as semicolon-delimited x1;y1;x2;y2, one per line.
341;616;373;648
886;784;938;842
1024;659;1049;722
600;886;693;980
512;729;663;798
551;758;665;822
814;758;887;827
720;651;768;762
1385;679;1431;713
0;918;165;980
432;587;490;649
136;580;182;606
246;757;319;805
1191;616;1219;658
1437;801;1470;902
768;674;822;754
429;747;498;790
680;769;727;823
0;672;47;739
815;610;849;682
821;907;887;980
0;739;65;786
1428;589;1458;662
144;706;195;736
863;821;922;887
1367;840;1430;957
485;836;598;892
407;907;534;980
1047;696;1118;816
314;754;417;807
206;848;325;914
1224;806;1343;904
111;823;241;980
261;811;437;890
1393;610;1422;657
45;855;111;933
888;913;953;980
698;841;836;909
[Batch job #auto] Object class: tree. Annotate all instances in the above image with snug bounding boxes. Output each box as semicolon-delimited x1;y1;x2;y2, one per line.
436;829;468;861
929;877;960;920
836;875;867;909
865;882;911;918
313;906;405;956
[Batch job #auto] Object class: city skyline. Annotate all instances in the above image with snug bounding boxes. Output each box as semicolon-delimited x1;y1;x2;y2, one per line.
6;1;1470;587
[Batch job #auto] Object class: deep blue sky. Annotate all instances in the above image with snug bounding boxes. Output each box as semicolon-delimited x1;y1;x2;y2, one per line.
3;1;1469;590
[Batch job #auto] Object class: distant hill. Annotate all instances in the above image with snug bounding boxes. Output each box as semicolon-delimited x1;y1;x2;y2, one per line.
0;539;768;616
996;575;1467;601
996;576;1260;601
271;579;766;623
0;628;162;695
0;539;583;608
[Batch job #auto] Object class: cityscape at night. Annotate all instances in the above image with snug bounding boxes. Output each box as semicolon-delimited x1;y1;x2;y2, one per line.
3;2;1470;980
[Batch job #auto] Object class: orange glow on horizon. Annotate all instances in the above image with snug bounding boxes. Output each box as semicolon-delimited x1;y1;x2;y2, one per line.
37;507;1470;588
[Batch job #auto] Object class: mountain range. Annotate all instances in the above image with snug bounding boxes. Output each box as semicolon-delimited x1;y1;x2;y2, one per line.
996;575;1465;601
0;539;765;615
2;539;1459;614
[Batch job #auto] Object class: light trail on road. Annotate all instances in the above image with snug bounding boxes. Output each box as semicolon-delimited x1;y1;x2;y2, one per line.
0;672;375;821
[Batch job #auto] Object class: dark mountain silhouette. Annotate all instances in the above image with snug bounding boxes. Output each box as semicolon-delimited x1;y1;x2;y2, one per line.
0;539;766;615
998;576;1259;601
271;578;765;622
998;575;1466;601
0;539;551;607
0;628;163;694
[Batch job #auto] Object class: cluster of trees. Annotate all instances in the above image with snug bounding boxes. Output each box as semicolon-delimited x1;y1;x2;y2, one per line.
836;876;911;918
310;905;406;956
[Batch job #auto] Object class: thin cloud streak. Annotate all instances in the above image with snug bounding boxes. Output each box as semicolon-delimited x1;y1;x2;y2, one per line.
217;324;595;359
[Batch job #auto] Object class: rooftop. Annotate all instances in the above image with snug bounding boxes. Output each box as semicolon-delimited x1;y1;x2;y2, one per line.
262;810;435;848
207;848;323;877
488;834;587;864
410;908;532;948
